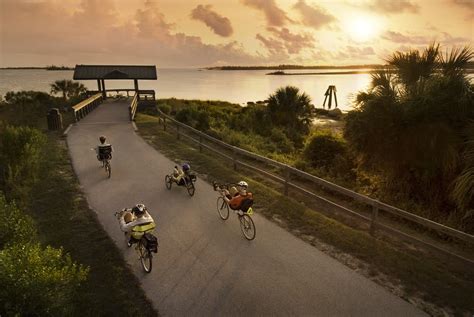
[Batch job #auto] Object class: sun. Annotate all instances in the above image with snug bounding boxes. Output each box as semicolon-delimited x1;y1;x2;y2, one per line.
346;16;380;42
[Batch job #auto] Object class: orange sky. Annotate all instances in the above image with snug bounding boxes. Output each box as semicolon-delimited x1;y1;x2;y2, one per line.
0;0;472;67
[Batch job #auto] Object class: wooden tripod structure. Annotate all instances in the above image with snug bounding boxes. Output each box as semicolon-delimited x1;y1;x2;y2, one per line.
322;85;338;109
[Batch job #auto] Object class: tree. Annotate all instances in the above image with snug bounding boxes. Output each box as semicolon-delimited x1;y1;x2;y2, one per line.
344;43;474;224
50;80;86;100
266;86;315;146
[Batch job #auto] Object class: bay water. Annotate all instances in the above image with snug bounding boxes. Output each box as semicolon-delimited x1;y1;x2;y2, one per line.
0;68;373;111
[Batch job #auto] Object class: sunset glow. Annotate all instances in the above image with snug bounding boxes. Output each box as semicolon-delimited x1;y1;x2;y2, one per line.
346;16;381;42
0;0;472;67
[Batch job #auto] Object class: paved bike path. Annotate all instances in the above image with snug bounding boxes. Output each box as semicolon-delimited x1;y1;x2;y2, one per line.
67;100;426;316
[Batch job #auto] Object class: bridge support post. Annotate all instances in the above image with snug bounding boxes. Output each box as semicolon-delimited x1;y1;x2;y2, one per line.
101;80;106;99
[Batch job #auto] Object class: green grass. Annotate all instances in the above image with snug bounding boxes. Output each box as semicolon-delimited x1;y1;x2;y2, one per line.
24;134;157;316
136;113;474;316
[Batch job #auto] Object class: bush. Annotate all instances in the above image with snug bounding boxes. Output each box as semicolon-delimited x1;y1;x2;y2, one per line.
303;131;347;168
0;126;47;199
158;103;171;115
270;128;294;153
0;243;88;316
0;193;36;248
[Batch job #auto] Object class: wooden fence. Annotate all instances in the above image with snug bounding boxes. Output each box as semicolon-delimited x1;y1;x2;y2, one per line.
72;93;103;122
156;110;474;265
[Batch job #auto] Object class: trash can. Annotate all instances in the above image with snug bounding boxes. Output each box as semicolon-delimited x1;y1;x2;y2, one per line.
47;108;63;131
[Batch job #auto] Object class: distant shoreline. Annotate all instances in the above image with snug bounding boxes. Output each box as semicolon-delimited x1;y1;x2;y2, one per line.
266;70;377;75
207;64;386;71
0;66;74;71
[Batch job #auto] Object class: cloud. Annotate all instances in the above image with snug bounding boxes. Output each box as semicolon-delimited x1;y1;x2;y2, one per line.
451;0;474;10
240;0;291;26
0;0;263;67
191;5;233;37
335;46;376;60
366;0;419;14
293;0;336;29
267;27;315;54
382;31;429;44
255;34;287;56
382;30;470;46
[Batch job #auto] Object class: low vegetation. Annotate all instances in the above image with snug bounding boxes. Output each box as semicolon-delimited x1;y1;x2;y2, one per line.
155;43;474;234
136;113;474;316
0;86;156;316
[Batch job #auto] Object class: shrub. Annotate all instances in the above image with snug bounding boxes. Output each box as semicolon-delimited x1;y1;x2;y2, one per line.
0;126;47;199
303;131;347;169
270;128;294;153
158;103;171;115
0;193;36;248
0;243;88;316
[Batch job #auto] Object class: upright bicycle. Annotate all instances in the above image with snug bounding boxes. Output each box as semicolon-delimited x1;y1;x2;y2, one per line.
214;182;256;240
114;210;158;273
101;156;111;178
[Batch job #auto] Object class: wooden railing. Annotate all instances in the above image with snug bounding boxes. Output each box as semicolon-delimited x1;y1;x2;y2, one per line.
155;110;474;265
129;93;138;121
72;93;103;122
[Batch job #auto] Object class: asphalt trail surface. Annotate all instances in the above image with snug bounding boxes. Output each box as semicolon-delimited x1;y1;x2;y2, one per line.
67;100;426;316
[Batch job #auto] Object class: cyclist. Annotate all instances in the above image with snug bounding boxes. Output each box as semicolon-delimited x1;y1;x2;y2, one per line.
172;163;191;186
95;135;113;162
216;181;253;215
118;203;156;247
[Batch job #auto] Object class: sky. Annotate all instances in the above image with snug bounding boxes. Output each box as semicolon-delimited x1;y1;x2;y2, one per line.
0;0;472;67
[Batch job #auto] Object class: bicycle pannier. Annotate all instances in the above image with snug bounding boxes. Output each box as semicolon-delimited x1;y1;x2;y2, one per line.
143;233;158;253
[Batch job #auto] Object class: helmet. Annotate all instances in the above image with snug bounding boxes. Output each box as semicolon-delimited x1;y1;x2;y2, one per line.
182;163;190;172
99;136;106;143
132;203;146;215
237;181;248;189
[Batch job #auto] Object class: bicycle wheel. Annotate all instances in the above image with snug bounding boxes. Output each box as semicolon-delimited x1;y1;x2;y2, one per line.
216;196;229;220
165;175;172;190
186;180;195;197
138;240;153;273
105;161;111;178
239;214;256;240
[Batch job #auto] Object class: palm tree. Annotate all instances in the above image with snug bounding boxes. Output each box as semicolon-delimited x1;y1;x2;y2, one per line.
386;43;439;95
267;86;314;129
69;82;87;98
50;79;73;99
50;80;86;99
345;43;473;221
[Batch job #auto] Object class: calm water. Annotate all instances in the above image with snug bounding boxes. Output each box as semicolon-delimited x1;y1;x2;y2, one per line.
0;68;372;111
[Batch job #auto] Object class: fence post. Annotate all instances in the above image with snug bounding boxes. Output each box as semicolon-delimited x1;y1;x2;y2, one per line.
177;124;180;140
199;135;203;152
284;165;290;196
232;147;237;171
370;200;379;236
163;117;167;131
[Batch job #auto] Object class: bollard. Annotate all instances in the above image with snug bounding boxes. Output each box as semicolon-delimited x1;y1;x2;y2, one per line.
46;108;63;130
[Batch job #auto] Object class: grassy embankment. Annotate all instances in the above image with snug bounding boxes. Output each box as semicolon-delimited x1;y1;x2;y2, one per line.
28;134;157;316
136;112;474;316
0;94;157;315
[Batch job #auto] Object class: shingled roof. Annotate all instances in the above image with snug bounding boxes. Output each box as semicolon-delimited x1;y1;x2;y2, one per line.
73;65;157;80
